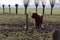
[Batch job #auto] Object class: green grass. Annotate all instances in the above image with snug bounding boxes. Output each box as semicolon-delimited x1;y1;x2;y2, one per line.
0;8;60;14
0;8;60;24
43;15;60;23
0;15;26;24
0;14;60;25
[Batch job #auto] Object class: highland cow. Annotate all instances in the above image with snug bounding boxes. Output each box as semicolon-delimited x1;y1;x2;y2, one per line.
31;13;43;30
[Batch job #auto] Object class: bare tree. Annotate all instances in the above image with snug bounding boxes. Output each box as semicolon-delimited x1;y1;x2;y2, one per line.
50;0;56;15
15;4;18;15
34;0;40;13
8;4;11;13
2;5;5;13
41;0;46;15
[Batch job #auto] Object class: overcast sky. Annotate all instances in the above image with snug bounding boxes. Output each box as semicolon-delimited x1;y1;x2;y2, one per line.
0;0;59;5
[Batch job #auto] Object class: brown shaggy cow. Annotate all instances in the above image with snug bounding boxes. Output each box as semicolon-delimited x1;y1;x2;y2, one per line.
31;13;43;30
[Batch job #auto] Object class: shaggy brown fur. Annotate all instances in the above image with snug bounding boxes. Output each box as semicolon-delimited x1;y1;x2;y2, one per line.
31;13;43;30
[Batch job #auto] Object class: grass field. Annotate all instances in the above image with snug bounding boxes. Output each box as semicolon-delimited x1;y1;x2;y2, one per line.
0;8;60;40
0;8;60;14
0;8;60;24
0;13;60;40
0;14;60;25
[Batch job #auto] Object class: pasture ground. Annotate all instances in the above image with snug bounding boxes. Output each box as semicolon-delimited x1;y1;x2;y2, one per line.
0;14;60;40
0;8;60;40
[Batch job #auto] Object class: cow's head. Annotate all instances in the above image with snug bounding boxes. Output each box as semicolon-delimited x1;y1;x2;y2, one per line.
31;13;37;19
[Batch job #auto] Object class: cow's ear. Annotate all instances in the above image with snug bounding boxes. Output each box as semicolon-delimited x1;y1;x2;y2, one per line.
35;13;37;15
34;13;37;15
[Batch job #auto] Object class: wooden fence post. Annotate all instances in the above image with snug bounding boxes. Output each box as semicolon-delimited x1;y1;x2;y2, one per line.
24;4;28;30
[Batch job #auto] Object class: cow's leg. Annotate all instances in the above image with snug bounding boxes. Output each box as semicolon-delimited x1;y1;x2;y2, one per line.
39;25;42;30
37;25;40;30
